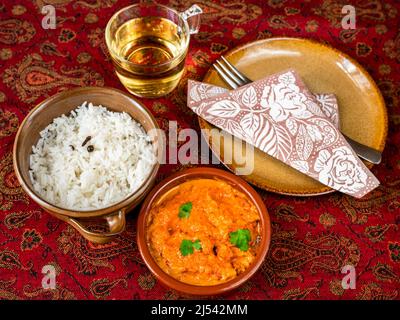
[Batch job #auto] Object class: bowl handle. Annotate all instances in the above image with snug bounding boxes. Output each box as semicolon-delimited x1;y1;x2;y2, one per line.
65;210;126;244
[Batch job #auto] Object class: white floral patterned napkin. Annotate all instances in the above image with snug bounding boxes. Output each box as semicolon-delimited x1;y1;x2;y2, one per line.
187;69;380;198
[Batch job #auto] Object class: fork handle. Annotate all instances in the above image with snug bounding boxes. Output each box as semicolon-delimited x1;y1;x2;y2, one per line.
343;134;382;164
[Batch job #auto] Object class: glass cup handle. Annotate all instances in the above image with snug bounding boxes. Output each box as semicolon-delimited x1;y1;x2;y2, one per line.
180;4;202;35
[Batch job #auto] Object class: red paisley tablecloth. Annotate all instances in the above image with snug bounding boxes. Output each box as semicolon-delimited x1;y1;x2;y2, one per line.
0;0;399;300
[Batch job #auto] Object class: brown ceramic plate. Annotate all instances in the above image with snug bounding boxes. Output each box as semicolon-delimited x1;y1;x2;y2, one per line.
137;167;271;296
199;37;388;196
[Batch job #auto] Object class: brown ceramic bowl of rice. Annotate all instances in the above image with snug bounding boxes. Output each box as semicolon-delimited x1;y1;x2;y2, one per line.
13;87;163;244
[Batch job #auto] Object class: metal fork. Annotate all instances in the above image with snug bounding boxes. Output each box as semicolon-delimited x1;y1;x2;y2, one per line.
213;56;382;164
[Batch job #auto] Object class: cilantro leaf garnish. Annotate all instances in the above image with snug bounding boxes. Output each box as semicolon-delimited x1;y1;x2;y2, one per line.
229;229;251;251
192;239;202;250
180;239;202;256
178;202;192;219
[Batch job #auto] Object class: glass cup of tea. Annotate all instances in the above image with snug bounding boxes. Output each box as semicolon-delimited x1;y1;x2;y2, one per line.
105;4;201;98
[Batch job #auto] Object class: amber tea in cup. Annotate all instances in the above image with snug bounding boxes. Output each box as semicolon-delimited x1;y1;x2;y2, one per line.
105;4;201;98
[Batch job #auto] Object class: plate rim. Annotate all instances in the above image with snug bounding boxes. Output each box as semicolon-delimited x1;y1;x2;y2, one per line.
198;37;388;196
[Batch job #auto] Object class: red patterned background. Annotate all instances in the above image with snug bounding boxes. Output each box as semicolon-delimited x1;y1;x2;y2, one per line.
0;0;399;300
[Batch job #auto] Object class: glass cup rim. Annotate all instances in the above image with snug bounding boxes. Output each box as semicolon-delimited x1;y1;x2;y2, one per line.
105;3;191;69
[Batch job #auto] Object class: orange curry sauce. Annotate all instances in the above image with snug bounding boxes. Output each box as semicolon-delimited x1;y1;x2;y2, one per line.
146;179;261;286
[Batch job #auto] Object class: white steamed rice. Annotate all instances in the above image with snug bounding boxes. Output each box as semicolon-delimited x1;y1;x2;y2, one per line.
29;102;156;210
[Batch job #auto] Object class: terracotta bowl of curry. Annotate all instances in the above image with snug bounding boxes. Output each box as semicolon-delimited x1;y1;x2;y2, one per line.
137;167;271;296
